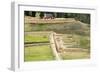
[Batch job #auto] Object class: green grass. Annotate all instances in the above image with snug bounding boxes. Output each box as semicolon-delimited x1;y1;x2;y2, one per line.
25;34;49;42
79;37;90;49
24;45;55;61
62;34;90;49
24;24;33;31
60;34;90;60
60;51;90;60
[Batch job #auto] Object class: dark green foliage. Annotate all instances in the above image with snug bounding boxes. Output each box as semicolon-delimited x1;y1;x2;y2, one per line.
40;12;44;18
65;13;90;24
24;11;36;17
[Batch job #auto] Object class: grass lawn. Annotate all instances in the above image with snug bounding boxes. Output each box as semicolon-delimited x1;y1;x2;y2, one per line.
25;34;49;43
60;51;90;60
24;45;55;61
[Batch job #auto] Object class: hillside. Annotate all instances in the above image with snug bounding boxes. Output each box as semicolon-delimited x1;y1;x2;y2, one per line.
25;16;90;36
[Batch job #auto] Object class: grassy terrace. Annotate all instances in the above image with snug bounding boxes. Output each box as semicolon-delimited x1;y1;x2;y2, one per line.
24;16;90;61
60;50;90;60
60;34;90;60
24;45;55;61
24;33;55;61
25;16;76;24
62;34;90;49
24;34;49;43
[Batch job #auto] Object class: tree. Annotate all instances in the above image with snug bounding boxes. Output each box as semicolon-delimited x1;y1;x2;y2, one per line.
35;12;41;18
